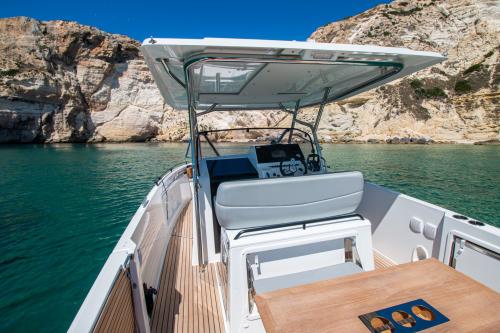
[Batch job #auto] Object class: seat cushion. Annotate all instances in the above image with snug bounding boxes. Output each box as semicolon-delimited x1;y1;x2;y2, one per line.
215;171;364;230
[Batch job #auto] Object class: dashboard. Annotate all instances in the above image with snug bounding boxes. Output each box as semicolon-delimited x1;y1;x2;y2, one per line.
204;144;323;187
253;144;310;178
255;144;304;164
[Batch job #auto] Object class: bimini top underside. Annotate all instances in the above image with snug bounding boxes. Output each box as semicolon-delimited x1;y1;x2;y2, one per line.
141;38;445;111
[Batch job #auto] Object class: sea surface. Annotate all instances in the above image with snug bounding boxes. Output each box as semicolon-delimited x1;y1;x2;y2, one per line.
0;143;498;332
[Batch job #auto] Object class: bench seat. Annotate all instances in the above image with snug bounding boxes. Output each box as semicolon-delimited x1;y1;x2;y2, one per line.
215;171;364;230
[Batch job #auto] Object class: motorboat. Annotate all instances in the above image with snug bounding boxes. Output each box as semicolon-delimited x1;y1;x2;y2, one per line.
69;38;500;333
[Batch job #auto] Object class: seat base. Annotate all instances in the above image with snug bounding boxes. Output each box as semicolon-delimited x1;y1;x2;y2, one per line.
252;262;363;294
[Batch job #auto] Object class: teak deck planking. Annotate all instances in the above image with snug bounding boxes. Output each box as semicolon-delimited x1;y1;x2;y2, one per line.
373;249;397;269
255;258;500;333
93;268;135;333
151;201;225;333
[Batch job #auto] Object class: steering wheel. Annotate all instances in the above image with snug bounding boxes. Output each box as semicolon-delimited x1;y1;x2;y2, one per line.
279;154;307;177
306;153;322;172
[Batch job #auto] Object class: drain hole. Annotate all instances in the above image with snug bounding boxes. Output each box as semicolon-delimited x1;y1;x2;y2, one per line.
468;220;485;226
411;305;435;321
370;316;394;333
453;214;468;220
391;310;416;327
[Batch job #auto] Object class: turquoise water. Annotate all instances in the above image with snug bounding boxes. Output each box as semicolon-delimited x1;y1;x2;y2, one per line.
0;143;498;332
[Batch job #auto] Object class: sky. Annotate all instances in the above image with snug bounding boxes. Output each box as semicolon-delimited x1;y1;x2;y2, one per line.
2;0;390;42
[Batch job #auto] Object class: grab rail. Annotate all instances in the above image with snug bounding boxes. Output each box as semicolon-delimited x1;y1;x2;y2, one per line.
234;213;364;240
155;161;191;186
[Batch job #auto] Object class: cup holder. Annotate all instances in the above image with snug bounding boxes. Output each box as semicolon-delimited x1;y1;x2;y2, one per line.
453;214;468;220
360;300;448;332
370;316;394;333
468;220;485;226
391;310;416;328
411;305;435;321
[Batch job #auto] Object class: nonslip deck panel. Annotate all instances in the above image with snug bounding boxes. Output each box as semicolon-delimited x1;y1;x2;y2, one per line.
151;201;224;333
373;249;396;269
93;268;135;333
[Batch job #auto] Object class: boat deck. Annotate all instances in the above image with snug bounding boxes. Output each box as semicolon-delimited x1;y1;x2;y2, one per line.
373;249;397;269
150;200;395;332
151;202;225;333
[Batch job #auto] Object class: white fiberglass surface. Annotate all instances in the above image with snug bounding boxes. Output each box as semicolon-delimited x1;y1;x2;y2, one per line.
141;38;445;110
191;61;399;108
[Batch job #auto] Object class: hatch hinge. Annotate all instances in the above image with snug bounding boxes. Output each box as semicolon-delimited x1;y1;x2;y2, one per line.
452;239;467;268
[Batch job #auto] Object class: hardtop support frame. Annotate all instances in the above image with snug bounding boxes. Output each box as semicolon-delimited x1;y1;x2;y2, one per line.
183;56;388;266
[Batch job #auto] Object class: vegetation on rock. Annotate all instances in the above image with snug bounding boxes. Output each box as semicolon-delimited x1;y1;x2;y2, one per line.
454;80;472;94
463;63;482;75
410;79;447;99
0;69;19;77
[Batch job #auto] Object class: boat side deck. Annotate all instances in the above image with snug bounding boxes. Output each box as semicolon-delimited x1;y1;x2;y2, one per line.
151;201;225;333
373;249;397;269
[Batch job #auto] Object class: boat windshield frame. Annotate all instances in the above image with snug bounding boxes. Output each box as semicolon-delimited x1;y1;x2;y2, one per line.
194;126;316;159
183;55;404;171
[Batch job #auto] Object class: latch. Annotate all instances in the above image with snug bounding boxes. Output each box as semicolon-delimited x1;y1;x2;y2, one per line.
252;255;261;275
457;239;466;256
452;239;467;268
248;254;262;276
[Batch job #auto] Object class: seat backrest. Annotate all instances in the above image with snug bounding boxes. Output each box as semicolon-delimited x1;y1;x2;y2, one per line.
215;171;364;230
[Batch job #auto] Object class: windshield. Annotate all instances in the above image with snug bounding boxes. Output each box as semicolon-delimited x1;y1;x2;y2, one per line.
197;127;315;158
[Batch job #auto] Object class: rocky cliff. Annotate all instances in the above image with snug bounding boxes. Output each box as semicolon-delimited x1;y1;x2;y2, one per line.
310;0;499;144
0;0;498;143
0;17;178;142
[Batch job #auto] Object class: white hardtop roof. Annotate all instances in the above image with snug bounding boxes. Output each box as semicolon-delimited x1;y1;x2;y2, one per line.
141;38;445;111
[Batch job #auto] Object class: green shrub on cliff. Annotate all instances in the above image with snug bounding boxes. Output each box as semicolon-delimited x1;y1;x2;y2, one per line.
463;64;482;75
424;87;447;98
410;79;423;89
410;79;447;99
454;80;472;94
0;68;19;77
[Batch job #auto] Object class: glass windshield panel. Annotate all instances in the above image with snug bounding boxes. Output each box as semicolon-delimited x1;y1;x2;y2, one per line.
198;128;314;158
193;62;264;94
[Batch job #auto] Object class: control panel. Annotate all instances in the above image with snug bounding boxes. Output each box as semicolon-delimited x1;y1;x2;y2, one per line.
252;144;307;178
259;163;287;179
254;144;304;164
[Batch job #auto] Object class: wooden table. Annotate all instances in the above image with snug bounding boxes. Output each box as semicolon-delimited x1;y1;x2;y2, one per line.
255;258;500;333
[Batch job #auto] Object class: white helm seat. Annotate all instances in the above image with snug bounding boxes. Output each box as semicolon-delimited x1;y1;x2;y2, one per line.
215;172;364;230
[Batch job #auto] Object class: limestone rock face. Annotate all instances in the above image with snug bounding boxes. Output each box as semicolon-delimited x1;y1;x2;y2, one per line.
0;17;168;142
0;0;499;143
309;0;499;143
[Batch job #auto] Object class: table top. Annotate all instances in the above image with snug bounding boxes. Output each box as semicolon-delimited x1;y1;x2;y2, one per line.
255;258;500;333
